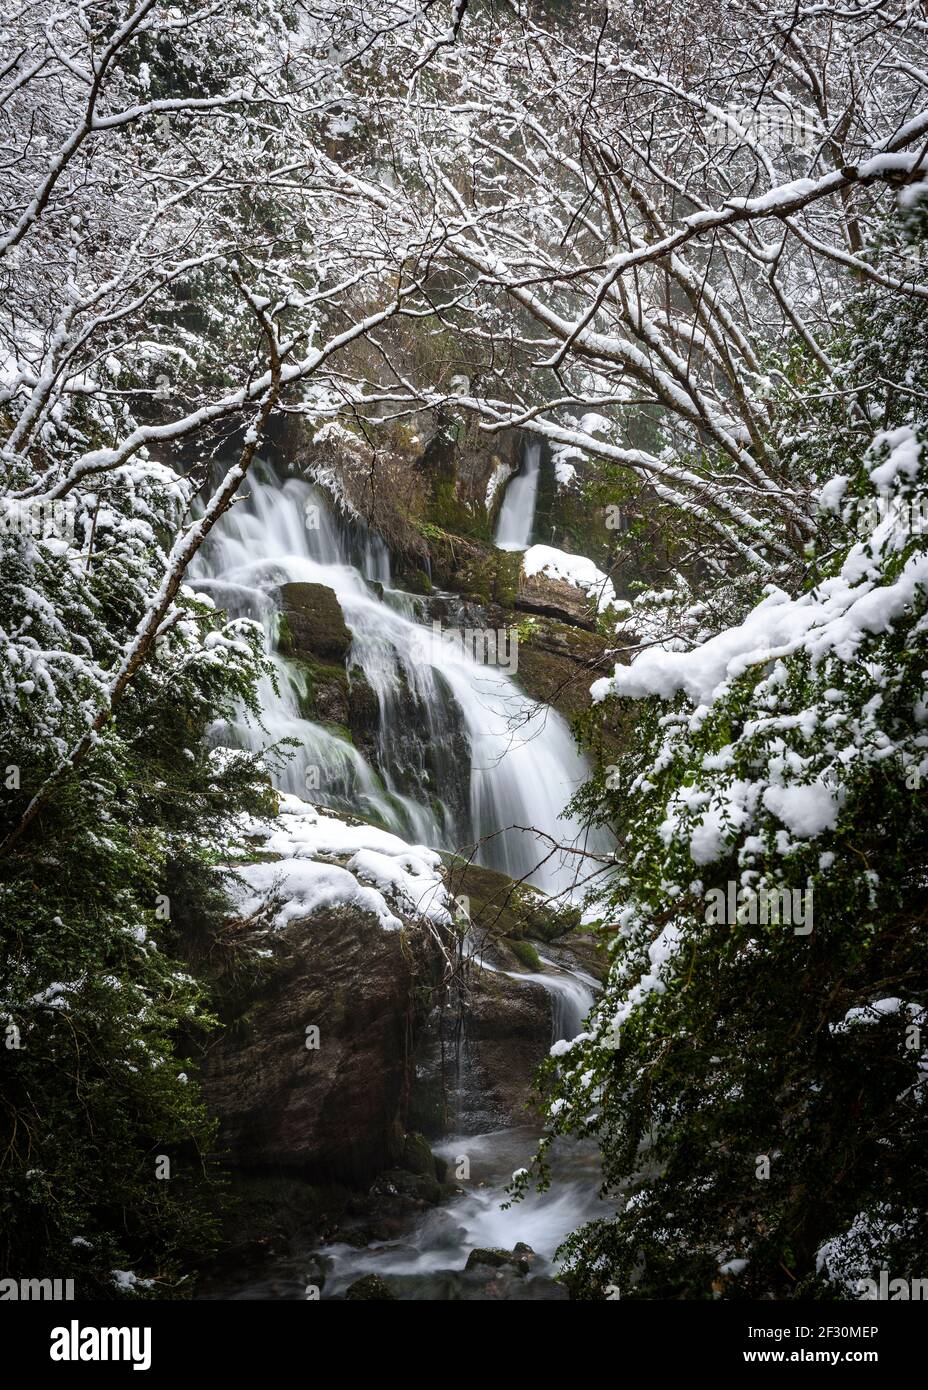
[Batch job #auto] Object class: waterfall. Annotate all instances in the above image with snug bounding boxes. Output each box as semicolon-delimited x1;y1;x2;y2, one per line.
494;441;541;551
478;953;598;1043
190;462;603;899
527;960;597;1043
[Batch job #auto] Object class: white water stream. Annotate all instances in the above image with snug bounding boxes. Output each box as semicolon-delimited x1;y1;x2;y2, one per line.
192;463;601;898
495;441;541;551
192;459;612;1299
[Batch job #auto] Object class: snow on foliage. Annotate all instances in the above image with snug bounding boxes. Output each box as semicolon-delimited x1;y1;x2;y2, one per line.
594;429;928;706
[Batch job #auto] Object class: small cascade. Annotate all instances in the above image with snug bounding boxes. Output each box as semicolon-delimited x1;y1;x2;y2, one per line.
518;966;595;1043
476;951;598;1043
494;440;541;551
191;462;606;898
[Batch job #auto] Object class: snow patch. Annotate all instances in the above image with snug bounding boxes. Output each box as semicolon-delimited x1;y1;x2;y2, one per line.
230;794;452;932
522;544;616;613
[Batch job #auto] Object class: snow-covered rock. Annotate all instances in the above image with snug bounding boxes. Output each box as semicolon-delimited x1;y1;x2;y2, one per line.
230;794;452;933
522;545;616;614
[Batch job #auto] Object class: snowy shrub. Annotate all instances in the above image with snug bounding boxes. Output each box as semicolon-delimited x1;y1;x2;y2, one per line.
522;255;928;1300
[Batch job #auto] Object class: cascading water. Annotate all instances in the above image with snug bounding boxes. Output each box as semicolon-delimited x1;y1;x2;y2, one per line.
191;458;614;1300
201;953;607;1300
494;440;541;551
191;461;602;898
476;952;597;1043
517;958;598;1043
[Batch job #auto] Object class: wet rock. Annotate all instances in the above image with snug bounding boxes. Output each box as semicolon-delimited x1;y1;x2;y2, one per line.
346;666;380;762
348;662;473;835
399;1131;439;1179
198;905;443;1184
542;932;607;982
445;966;552;1134
304;1253;331;1291
465;1244;534;1274
465;1247;510;1270
345;1274;397;1301
369;1168;442;1206
291;657;351;726
337;1225;375;1249
367;1214;413;1242
408;865;598;1135
416;1208;467;1252
276;580;352;662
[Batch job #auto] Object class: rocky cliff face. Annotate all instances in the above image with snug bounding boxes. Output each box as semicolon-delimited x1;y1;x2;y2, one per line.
200;904;444;1184
199;859;603;1181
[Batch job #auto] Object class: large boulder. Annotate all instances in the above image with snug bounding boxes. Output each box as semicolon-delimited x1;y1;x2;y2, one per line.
515;568;598;629
276;581;352;663
199;904;442;1184
465;1244;535;1274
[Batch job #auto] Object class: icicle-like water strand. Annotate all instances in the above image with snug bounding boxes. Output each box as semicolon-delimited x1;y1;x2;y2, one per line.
191;462;604;897
494;441;541;551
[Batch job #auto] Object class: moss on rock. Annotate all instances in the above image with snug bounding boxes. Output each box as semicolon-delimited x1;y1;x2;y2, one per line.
276;581;352;662
505;937;542;970
443;859;581;942
290;656;351;726
345;1274;397;1300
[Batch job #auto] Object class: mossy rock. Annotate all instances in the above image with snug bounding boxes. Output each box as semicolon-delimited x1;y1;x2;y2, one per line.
318;720;353;745
444;859;580;942
415;529;496;602
346;666;380;759
492;549;522;607
276;581;352;662
421;427;493;540
345;1274;397;1301
505;937;541;970
407;567;433;595
369;1168;442;1205
490;607;615;726
399;1131;438;1179
290;657;351;726
464;1245;534;1274
465;1247;510;1270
